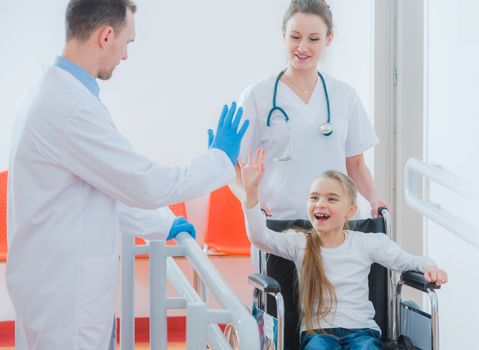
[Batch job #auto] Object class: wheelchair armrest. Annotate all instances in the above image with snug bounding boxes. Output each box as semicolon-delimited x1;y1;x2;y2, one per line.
248;273;281;294
401;270;440;292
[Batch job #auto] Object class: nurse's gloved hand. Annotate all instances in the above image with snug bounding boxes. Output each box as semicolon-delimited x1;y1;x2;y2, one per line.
167;216;196;240
208;102;249;165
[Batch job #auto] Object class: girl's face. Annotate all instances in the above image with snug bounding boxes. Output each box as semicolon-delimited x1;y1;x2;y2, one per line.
307;177;357;234
283;12;333;72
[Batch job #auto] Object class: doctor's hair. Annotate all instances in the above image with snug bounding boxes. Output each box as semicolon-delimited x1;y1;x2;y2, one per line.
65;0;137;42
282;0;333;35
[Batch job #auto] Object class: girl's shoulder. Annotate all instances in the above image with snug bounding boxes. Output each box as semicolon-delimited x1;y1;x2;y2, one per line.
346;230;389;248
283;228;308;247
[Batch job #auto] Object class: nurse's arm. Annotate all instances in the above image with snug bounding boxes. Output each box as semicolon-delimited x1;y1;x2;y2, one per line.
345;153;391;217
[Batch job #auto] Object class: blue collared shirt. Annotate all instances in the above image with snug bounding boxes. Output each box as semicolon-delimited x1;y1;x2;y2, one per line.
54;56;100;98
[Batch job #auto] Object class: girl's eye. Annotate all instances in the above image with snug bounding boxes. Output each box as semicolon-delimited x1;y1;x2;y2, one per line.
328;197;338;202
310;196;318;201
310;37;320;42
290;35;301;40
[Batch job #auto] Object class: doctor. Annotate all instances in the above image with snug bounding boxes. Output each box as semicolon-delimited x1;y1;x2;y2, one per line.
6;0;248;349
236;0;389;348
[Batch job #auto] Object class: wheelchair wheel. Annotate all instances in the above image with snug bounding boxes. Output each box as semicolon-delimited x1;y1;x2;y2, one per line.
225;323;276;349
224;324;240;349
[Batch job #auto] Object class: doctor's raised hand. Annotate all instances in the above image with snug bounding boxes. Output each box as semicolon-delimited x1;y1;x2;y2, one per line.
208;102;249;165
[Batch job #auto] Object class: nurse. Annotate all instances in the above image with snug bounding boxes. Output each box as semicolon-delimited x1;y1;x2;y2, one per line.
6;0;248;349
236;0;389;348
238;0;389;220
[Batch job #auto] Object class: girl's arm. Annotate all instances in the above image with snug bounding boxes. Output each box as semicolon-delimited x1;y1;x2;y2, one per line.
243;203;301;261
239;149;301;261
367;233;448;286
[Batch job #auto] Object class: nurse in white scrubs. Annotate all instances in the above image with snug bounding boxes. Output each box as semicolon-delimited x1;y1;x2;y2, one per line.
6;1;248;349
238;0;389;220
236;1;389;349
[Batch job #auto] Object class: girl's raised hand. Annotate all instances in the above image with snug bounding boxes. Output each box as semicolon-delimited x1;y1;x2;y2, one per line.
424;266;448;286
238;149;265;208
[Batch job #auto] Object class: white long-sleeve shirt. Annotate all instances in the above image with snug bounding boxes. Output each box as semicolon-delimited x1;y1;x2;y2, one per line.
244;204;436;332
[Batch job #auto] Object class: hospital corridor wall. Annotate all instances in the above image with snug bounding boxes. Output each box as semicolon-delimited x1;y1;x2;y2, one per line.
0;0;376;335
422;0;479;348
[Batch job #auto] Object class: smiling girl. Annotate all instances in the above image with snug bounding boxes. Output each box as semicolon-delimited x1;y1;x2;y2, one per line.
238;149;448;350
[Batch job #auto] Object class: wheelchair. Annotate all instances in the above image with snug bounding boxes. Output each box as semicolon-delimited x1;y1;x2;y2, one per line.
227;208;441;350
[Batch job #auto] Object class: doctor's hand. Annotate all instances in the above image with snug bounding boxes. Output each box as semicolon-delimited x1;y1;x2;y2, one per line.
167;216;196;240
208;102;249;165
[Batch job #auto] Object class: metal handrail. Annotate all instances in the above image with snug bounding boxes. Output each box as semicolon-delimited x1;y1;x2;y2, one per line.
405;158;479;250
120;232;260;350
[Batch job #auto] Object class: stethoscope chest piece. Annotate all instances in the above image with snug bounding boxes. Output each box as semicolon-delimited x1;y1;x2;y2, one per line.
320;122;333;136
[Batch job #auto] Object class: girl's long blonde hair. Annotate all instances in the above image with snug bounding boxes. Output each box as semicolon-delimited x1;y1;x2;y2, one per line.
299;170;357;332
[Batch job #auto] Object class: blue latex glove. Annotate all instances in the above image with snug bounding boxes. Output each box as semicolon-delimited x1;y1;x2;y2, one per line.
166;216;196;240
208;102;249;165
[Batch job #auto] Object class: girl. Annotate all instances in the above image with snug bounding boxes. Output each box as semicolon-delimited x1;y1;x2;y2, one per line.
238;149;448;350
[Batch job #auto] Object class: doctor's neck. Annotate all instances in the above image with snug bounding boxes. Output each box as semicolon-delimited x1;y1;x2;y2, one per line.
63;40;102;79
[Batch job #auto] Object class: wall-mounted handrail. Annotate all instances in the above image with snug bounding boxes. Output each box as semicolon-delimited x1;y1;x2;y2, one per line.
405;158;479;250
120;231;260;350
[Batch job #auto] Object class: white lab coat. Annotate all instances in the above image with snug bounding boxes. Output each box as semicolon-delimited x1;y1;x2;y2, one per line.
239;73;379;220
6;66;234;349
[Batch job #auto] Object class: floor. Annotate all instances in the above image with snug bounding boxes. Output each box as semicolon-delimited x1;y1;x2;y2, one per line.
0;343;186;350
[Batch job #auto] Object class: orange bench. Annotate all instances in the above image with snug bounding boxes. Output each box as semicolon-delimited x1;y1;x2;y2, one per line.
203;186;250;256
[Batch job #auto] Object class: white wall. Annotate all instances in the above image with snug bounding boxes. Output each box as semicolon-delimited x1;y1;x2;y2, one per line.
424;0;479;347
0;0;375;320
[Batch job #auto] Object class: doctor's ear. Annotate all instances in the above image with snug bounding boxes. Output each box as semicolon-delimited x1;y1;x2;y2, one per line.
98;26;114;48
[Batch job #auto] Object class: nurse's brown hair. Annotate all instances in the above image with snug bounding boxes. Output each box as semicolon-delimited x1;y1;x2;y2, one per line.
282;0;334;35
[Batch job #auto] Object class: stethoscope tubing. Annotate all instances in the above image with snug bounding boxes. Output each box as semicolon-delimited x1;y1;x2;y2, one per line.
266;70;332;136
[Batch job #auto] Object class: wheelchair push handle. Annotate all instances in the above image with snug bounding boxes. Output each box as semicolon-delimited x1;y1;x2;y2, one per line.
378;207;389;217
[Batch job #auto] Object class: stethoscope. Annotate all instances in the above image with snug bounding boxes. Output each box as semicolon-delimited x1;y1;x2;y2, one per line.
266;70;333;136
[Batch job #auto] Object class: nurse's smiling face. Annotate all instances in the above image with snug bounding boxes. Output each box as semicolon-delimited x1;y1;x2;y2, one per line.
283;12;333;72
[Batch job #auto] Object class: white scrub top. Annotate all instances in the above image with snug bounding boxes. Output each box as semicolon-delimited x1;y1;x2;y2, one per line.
239;73;379;220
7;65;234;349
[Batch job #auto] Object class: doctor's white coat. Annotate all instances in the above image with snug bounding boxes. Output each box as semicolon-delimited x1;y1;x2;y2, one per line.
6;66;234;349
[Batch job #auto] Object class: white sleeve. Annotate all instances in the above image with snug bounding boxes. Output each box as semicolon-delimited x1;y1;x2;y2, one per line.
243;203;302;261
344;88;379;157
238;87;261;161
366;233;436;272
118;204;176;240
61;108;234;209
